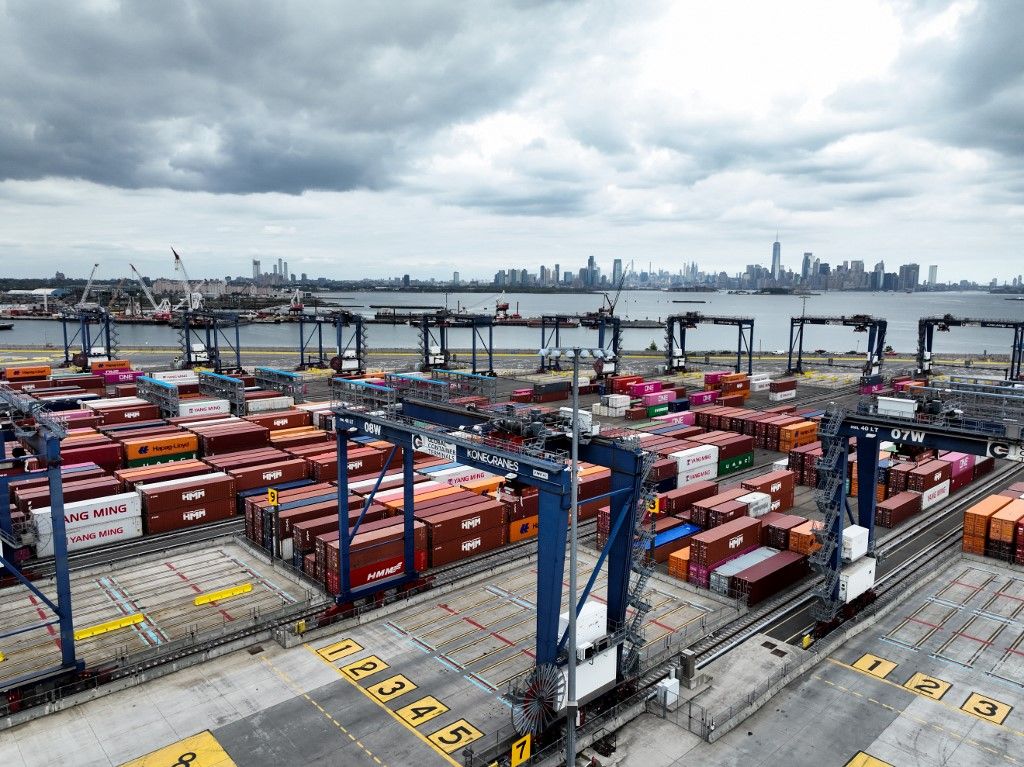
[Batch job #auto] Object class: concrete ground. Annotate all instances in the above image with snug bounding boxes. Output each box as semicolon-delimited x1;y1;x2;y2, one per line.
1;549;732;767
0;540;312;689
610;557;1024;767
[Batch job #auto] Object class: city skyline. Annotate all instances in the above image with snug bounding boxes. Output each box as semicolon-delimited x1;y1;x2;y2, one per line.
1;3;1021;281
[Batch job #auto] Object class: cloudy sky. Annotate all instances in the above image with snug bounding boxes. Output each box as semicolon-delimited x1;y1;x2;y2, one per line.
1;0;1021;282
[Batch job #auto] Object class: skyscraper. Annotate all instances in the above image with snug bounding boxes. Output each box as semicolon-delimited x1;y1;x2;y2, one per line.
928;265;938;286
283;261;289;281
898;263;920;290
587;255;597;286
771;235;781;280
801;252;812;282
252;259;260;280
612;258;623;287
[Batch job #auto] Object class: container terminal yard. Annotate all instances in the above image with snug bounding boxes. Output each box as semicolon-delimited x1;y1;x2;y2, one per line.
0;308;1023;767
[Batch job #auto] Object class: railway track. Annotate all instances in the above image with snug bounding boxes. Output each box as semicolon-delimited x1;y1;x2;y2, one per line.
681;460;1024;671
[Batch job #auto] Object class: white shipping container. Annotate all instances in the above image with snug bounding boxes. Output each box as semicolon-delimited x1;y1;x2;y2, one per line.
772;458;790;470
670;445;719;472
768;389;797;402
920;479;951;510
427;465;492;487
839;556;876;604
135;471;229;493
751;380;771;392
33;492;142;536
738;491;772;518
178;399;232;418
559;601;607;647
750;372;770;382
842;525;870;562
246;395;295;413
83;396;150;410
876;396;917;419
606;394;630;408
150;370;200;384
559;407;593;432
35;515;143;558
678;463;719;486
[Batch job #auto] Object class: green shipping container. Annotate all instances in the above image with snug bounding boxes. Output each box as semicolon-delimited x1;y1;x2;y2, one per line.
718;451;754;475
126;452;197;468
646;404;670;417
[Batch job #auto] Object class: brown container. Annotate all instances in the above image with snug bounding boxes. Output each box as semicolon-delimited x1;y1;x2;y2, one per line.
228;459;309;491
908;459;952;492
876;491;923;528
662;481;719;515
15;476;121;513
731;550;808;605
706;499;749;528
763;514;805;549
139;473;236;514
430;524;507;567
244;409;313;430
203;447;291;471
418;502;507;545
193;423;270;455
115;459;213;490
690;517;761;567
741;470;797;511
769;378;798;393
691;488;750;527
144;497;234;534
98;404;162;425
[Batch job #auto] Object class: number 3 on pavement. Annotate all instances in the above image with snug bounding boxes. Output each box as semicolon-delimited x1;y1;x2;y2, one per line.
961;692;1012;725
427;719;484;754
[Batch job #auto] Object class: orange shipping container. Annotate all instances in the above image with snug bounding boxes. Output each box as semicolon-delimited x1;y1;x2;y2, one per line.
963;495;1013;538
788;519;822;555
90;359;132;372
461;476;504;494
121;433;199;461
509;515;539;542
5;365;51;380
989;499;1024;543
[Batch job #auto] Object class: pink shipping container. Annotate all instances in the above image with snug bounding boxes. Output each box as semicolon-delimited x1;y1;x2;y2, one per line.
641;391;677;406
703;371;729;385
628;381;662;396
939;452;975;478
652;412;696;426
102;369;145;384
690;391;719;406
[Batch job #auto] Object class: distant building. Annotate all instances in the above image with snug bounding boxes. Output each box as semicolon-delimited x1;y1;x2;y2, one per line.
928;265;938;286
898;263;920;290
252;259;260;280
402;274;410;288
801;252;812;282
612;258;623;286
452;271;460;285
771;237;781;280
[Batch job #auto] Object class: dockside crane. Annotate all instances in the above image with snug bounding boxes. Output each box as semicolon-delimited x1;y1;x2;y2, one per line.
171;247;204;311
76;263;100;309
130;263;172;320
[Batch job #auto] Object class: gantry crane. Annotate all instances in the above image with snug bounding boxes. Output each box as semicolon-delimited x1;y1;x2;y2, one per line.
786;314;887;386
76;263;100;309
130;263;172;320
916;314;1024;380
171;247;204;311
665;312;755;374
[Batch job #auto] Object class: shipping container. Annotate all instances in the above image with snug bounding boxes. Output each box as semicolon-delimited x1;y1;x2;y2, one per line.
839;557;876;603
732;550;808;605
32;492;141;536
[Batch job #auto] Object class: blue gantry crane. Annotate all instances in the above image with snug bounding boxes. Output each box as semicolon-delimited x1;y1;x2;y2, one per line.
296;311;367;375
664;312;754;375
418;312;496;375
915;315;1024;380
59;307;119;370
786;314;887;387
0;384;80;690
328;375;653;736
538;315;621;376
809;388;1024;623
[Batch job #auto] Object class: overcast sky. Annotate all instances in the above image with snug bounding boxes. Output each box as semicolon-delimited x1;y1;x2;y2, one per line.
1;0;1021;282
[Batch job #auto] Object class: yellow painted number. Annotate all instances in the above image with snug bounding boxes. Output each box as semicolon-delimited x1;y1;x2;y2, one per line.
511;733;531;766
317;639;363;662
119;730;237;766
903;672;951;701
961;692;1012;725
427;719;484;754
267;488;279;506
852;653;897;679
395;695;449;727
339;654;388;681
367;674;417;703
844;753;894;767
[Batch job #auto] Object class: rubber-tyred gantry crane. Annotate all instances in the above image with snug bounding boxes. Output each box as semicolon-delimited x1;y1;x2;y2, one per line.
916;314;1024;380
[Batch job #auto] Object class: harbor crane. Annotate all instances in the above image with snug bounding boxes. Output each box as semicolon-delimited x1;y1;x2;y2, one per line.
130;263;172;320
76;263;100;309
171;248;204;311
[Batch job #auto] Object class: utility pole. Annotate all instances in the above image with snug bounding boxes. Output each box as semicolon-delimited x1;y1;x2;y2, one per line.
566;348;580;766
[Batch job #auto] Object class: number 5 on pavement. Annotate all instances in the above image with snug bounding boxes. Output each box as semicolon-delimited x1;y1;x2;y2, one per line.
427;719;484;754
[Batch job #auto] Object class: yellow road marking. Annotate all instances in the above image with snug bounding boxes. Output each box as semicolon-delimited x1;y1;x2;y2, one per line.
844;753;893;767
426;719;485;754
318;638;364;662
826;658;1024;738
340;654;389;681
305;643;465;767
366;674;418;704
903;672;952;701
852;653;897;679
395;695;450;728
962;692;1013;725
118;730;237;767
259;656;386;766
194;583;252;606
75;612;145;641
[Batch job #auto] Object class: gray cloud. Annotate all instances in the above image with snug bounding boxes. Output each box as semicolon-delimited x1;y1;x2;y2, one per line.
0;1;571;194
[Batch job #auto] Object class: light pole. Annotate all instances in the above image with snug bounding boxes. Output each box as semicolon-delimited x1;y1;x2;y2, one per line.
537;345;607;767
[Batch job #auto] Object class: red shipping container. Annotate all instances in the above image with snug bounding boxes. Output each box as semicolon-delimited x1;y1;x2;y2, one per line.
430;525;507;567
145;497;234;534
244;409;313;430
139;473;236;514
229;459;309;491
690;517;761;568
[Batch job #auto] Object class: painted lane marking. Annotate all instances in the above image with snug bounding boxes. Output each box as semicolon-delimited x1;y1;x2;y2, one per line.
305;643;465;767
961;692;1013;725
318;638;364;662
259;655;385;766
426;719;485;754
903;672;952;701
844;753;893;767
340;655;389;682
117;730;237;767
366;674;418;704
851;653;897;679
395;696;450;728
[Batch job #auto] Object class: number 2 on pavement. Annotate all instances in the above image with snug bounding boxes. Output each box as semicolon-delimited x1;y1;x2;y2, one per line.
340;655;388;681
